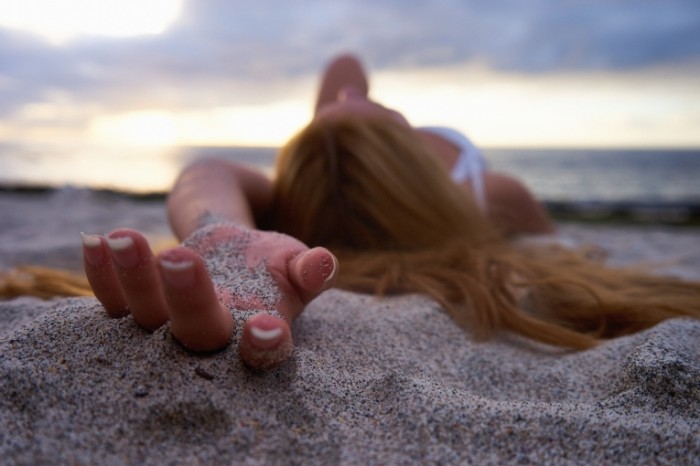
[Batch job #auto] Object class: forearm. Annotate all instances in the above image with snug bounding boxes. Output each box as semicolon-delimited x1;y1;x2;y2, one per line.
166;159;272;240
314;54;369;114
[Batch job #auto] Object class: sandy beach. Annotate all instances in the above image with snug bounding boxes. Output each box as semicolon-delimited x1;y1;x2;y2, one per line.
2;187;700;465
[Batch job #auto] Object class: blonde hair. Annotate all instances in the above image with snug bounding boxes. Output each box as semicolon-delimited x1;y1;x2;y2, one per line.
0;265;93;299
272;116;700;349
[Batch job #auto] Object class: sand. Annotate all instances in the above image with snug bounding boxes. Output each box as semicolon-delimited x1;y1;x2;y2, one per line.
1;187;700;465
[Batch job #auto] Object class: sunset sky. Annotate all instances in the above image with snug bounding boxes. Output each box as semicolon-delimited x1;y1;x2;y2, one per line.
1;0;699;149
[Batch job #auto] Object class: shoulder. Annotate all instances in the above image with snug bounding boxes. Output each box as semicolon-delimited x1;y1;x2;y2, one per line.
415;128;461;170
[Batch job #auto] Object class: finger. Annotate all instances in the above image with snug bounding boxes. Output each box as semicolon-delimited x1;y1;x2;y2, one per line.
105;229;169;330
81;233;129;317
158;247;234;352
239;313;292;370
262;247;337;325
288;247;338;307
238;247;336;370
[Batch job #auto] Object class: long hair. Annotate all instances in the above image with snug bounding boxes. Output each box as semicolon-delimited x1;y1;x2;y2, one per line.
271;116;700;349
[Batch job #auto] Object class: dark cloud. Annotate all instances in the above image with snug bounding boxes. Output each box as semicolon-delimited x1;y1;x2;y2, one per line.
339;0;700;72
1;0;699;117
484;0;700;72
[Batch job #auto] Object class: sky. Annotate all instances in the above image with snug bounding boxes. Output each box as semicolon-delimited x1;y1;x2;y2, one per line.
1;0;699;149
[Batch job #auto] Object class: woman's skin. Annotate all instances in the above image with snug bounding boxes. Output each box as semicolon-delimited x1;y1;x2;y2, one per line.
83;53;554;369
82;156;339;368
314;54;556;237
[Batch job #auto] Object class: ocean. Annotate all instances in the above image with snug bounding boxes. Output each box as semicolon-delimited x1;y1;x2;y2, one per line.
2;144;699;223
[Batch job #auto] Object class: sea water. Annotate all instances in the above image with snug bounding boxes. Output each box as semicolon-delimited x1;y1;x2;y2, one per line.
485;148;700;204
1;143;699;215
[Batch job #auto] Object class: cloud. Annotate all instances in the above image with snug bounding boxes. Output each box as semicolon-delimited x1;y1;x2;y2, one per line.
485;0;700;72
0;0;699;121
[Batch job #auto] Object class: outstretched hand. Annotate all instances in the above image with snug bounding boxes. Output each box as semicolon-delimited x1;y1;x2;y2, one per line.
82;223;337;369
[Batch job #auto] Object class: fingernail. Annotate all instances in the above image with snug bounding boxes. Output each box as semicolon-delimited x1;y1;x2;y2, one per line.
160;257;195;288
249;324;283;350
322;253;338;285
81;232;101;248
241;316;292;369
81;233;105;266
106;235;138;268
251;326;282;340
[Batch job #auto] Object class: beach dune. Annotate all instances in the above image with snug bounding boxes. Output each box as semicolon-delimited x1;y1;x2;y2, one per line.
1;188;700;465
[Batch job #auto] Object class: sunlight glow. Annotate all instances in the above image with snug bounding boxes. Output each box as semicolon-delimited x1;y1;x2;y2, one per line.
88;101;312;147
89;111;178;146
174;101;312;147
0;0;183;44
372;64;700;148
12;64;700;149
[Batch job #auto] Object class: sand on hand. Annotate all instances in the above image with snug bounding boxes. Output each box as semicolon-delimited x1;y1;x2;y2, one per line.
183;223;283;313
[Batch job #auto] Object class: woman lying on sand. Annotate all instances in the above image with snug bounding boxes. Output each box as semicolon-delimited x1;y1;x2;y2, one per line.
81;54;700;370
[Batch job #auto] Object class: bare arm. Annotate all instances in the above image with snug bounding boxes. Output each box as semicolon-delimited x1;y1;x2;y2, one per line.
166;159;273;240
479;172;556;237
314;54;369;114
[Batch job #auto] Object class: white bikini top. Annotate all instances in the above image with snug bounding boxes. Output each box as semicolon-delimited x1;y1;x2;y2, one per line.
419;126;487;212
